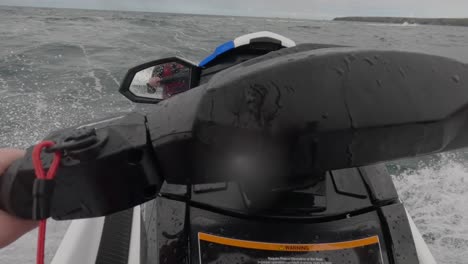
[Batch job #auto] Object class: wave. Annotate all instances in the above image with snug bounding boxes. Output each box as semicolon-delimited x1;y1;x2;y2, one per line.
288;25;321;30
363;22;419;27
391;152;468;263
44;16;104;23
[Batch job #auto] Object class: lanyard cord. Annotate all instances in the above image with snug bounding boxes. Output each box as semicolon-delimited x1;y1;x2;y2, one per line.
32;141;62;264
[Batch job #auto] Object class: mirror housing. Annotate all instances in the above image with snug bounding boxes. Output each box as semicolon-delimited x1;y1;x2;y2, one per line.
119;57;201;104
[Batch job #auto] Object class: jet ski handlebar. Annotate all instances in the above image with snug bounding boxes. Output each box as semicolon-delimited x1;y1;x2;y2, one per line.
0;113;162;220
1;46;468;220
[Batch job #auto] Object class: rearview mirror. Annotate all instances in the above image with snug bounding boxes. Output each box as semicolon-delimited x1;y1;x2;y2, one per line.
119;57;200;104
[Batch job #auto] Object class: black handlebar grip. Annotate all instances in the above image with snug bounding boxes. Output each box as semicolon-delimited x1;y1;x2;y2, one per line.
0;112;163;221
0;148;53;220
0;158;33;218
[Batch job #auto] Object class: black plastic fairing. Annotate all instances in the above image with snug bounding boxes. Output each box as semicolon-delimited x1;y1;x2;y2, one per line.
199;43;344;84
188;170;372;219
359;165;399;203
147;45;468;185
142;197;416;264
95;209;134;264
147;165;416;264
150;198;188;264
379;204;419;264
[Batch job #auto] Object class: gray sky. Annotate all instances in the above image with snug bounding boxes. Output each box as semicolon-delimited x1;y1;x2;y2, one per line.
1;0;467;19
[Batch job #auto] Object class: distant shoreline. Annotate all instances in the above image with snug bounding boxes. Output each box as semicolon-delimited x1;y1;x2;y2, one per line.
334;17;468;27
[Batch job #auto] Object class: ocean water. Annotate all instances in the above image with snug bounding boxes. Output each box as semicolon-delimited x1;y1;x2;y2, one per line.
1;5;468;264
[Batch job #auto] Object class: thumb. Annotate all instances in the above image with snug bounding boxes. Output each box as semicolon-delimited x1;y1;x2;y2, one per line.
0;148;25;174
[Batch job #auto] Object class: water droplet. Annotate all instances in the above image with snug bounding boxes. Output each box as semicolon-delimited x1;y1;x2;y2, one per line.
399;67;406;78
376;80;382;87
364;57;375;66
452;75;460;83
334;67;344;76
343;57;351;72
347;54;357;61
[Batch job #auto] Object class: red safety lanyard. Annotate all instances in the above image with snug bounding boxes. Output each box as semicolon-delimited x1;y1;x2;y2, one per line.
32;141;62;264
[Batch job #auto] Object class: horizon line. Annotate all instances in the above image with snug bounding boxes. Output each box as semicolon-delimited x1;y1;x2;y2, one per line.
2;4;467;20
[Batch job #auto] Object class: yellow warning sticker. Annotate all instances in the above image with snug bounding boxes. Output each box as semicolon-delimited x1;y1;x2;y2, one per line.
199;232;379;252
198;232;384;264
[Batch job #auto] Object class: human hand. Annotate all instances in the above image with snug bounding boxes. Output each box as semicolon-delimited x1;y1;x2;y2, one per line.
0;148;38;248
147;76;161;88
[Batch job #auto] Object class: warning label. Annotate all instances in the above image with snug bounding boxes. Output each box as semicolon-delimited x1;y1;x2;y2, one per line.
258;257;332;264
198;232;384;264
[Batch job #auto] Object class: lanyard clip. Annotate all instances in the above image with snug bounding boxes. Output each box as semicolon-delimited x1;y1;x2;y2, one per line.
45;128;98;154
32;179;55;220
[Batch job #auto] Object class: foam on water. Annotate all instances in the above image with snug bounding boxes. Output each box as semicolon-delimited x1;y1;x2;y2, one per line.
391;153;468;264
361;22;419;27
1;5;468;264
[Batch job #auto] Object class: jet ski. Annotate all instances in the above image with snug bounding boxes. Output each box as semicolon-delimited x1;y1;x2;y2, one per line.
3;31;467;263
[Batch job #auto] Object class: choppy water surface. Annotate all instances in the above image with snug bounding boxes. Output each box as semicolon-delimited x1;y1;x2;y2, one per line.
1;5;468;264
